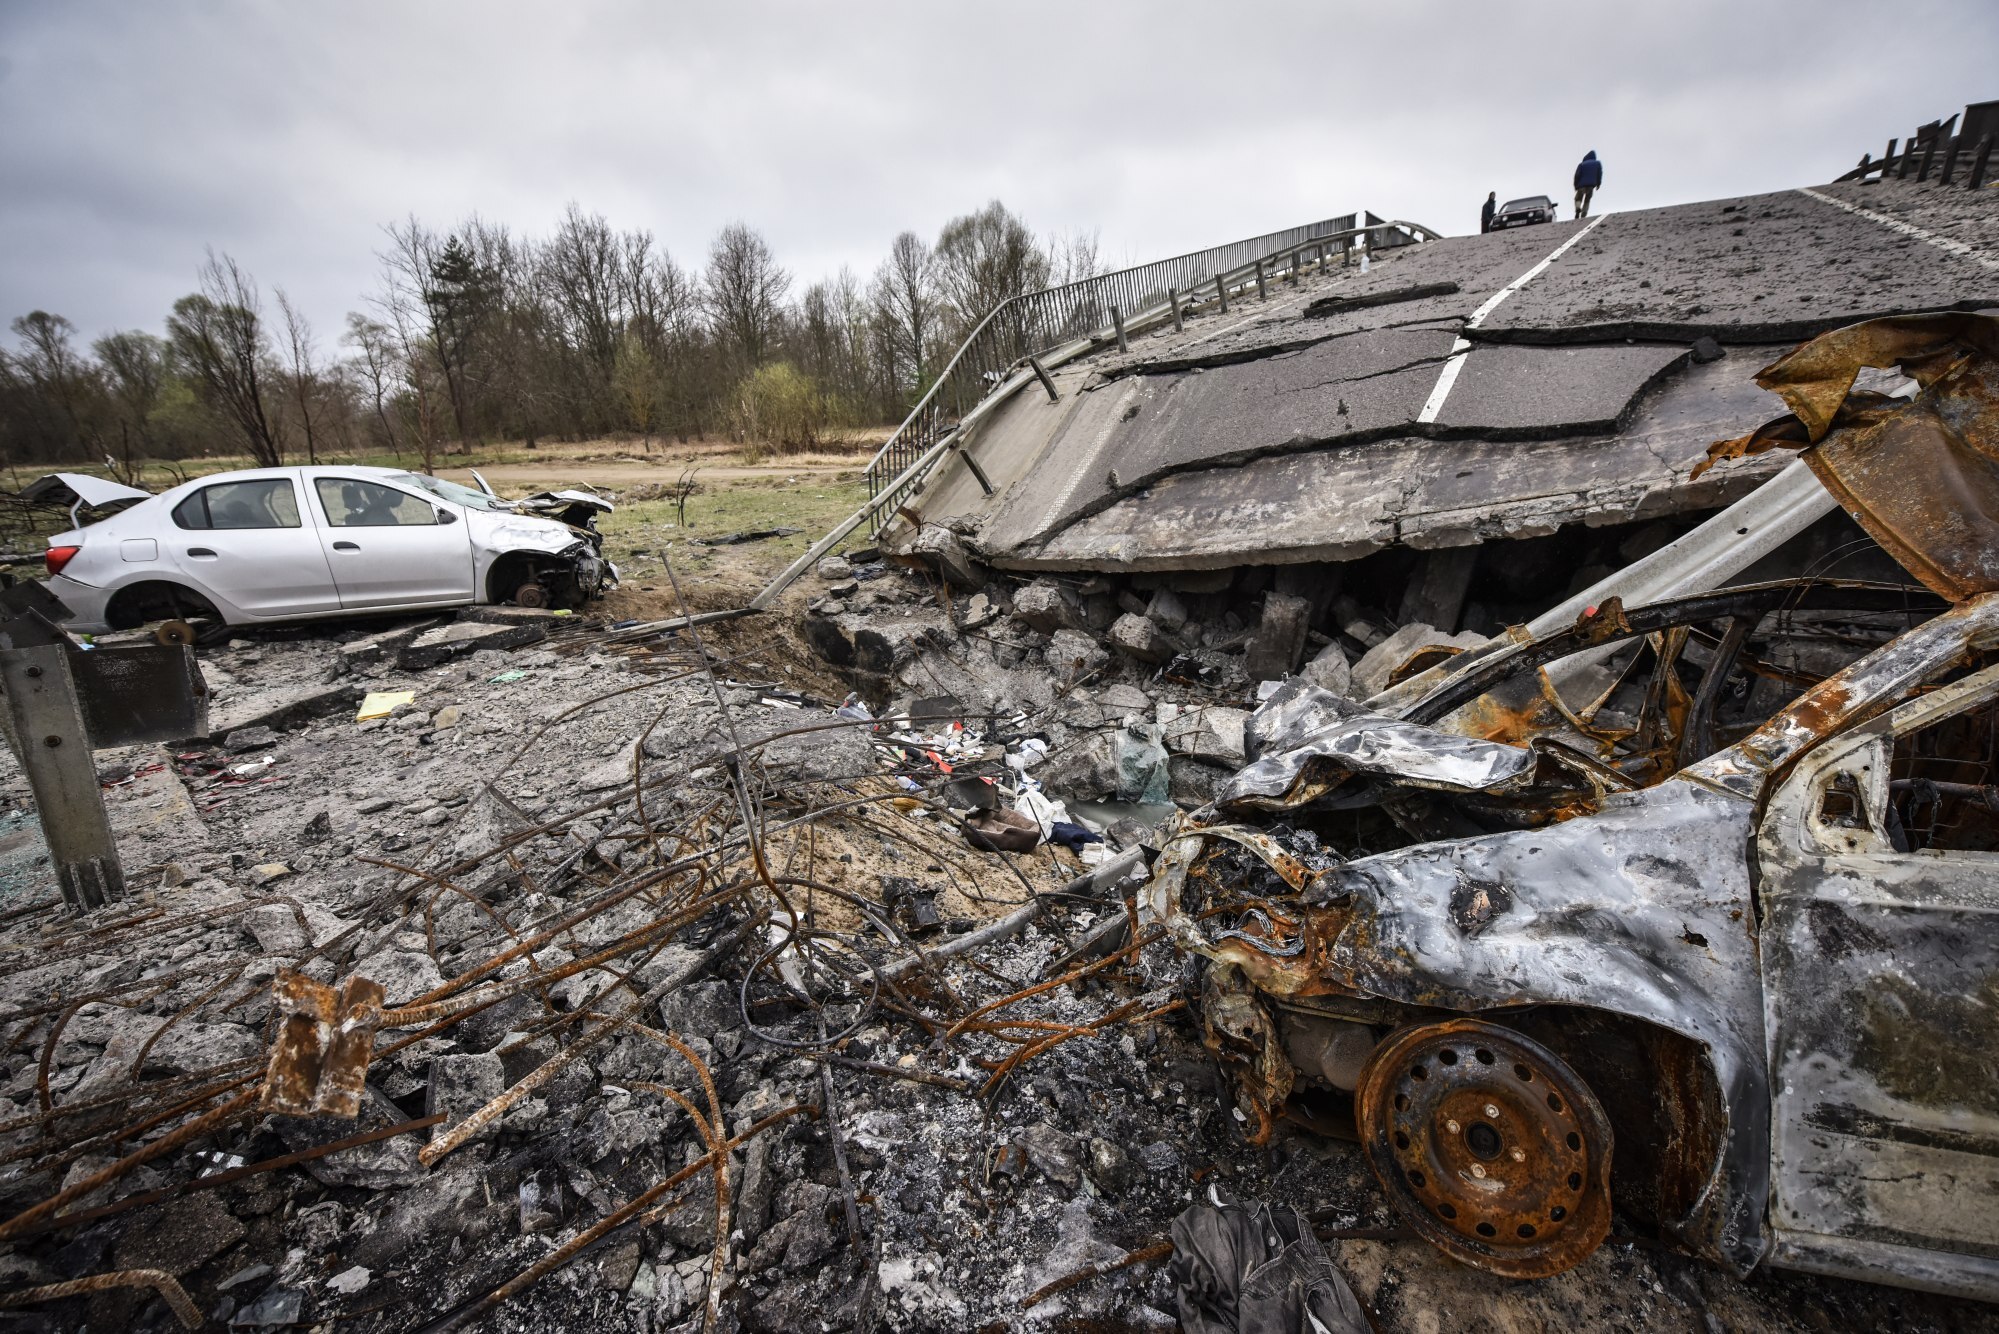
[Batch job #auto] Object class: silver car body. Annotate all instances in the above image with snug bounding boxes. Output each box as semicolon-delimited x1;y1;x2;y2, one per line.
43;465;610;632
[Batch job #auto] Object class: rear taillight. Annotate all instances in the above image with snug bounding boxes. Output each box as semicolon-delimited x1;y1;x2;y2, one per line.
45;545;80;577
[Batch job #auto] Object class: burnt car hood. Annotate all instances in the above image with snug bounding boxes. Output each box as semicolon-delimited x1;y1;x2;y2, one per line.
1149;776;1772;1271
1223;679;1537;809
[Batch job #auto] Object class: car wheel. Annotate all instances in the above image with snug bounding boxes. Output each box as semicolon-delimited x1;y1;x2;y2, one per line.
1355;1018;1613;1278
152;619;197;647
513;581;550;609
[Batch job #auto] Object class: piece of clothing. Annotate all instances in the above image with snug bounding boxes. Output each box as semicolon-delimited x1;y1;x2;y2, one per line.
1574;150;1602;190
1046;821;1102;853
1575;186;1596;219
1170;1186;1370;1334
1480;197;1496;233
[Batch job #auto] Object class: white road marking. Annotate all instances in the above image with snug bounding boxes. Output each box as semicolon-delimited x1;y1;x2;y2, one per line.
1416;215;1609;424
1796;185;1999;272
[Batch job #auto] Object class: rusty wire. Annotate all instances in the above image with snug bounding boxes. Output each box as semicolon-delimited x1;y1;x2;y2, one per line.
0;562;1183;1332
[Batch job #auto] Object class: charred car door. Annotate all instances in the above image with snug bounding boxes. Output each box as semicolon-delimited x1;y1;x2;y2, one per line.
1756;658;1999;1301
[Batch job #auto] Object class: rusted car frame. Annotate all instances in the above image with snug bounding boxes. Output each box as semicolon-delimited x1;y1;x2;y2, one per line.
1145;592;1999;1298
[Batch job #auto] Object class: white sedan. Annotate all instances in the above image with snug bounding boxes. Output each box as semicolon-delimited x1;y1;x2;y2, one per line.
42;465;616;634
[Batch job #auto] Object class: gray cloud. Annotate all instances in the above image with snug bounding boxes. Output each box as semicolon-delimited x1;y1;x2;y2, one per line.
3;0;1993;344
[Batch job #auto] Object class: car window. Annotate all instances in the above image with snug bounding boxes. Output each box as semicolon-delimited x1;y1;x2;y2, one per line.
171;478;302;531
1885;694;1999;853
1502;198;1545;212
389;472;499;510
315;478;438;527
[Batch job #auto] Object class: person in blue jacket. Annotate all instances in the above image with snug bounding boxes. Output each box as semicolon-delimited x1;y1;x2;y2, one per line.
1574;151;1603;219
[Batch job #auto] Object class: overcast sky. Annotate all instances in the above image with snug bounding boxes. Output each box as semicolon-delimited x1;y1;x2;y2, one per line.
3;1;1994;346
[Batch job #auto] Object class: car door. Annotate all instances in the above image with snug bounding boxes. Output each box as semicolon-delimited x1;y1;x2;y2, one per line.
165;473;342;617
1756;659;1999;1299
309;474;475;609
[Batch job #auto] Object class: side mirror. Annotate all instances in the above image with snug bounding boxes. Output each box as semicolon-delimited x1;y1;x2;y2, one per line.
437;508;458;525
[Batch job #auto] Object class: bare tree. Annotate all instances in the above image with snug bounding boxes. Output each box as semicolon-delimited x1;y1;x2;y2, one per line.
932;201;1051;346
612;329;661;450
165;252;285;466
871;232;937;404
1045;227;1103;286
94;330;167;479
378;218;494;448
704;223;790;368
276;289;323;463
343;313;404;459
8;312;101;459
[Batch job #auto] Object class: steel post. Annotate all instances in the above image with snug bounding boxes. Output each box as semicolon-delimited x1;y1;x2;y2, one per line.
1216;274;1229;314
1918;133;1938;182
1900;131;1918;179
1255;258;1267;300
1167;288;1182;334
1111;304;1127;353
1970;137;1993;192
1940;135;1962;186
0;644;124;912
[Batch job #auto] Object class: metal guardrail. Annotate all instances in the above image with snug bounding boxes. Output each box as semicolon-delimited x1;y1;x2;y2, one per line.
1837;103;1996;190
858;212;1444;528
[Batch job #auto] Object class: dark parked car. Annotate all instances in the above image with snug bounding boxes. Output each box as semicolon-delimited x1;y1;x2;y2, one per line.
1490;195;1556;228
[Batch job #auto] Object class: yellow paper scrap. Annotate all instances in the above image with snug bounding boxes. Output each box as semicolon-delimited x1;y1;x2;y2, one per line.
356;690;416;722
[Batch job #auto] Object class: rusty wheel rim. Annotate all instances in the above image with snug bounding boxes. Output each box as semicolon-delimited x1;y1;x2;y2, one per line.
1356;1018;1613;1278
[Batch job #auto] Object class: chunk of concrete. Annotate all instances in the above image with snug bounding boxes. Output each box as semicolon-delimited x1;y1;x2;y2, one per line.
354;949;447;1006
397;619;547;671
338;619;443;667
1301;641;1353;697
1397;546;1479;635
1245;592;1311;682
1045;629;1109;680
1108;613;1173;664
1351;622;1487;699
427;1052;506;1145
1157;704;1248;767
1013;580;1078;633
816;555;854;581
1145;588;1189;632
908;525;984;590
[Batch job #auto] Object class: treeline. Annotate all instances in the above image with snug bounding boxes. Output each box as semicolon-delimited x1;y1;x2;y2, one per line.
0;200;1099;474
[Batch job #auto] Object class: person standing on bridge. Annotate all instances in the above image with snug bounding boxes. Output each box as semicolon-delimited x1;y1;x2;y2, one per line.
1574;150;1603;218
1481;191;1496;233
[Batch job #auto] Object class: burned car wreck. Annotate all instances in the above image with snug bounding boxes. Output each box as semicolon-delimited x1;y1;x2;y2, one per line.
1143;313;1999;1299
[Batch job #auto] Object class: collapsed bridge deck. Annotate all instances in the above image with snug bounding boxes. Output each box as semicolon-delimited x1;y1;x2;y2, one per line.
893;179;1999;574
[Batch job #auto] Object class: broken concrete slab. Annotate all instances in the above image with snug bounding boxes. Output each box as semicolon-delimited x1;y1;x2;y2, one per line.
1245;593;1311;681
396;619;548;671
337;618;445;667
204;683;365;739
1431;343;1688;436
